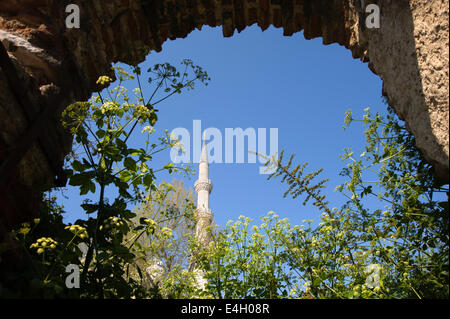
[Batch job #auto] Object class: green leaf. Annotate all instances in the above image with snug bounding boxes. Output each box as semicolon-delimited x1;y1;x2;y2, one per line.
163;163;174;169
104;145;122;161
121;210;136;219
100;157;107;171
140;162;149;173
124;157;137;172
80;183;89;195
120;171;132;183
143;174;153;187
96;129;106;138
116;138;127;151
89;181;96;193
80;203;99;214
69;173;89;186
313;277;322;287
72;160;84;172
128;149;143;156
132;175;143;188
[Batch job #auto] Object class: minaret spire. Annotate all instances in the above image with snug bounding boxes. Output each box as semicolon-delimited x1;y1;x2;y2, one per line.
191;131;214;274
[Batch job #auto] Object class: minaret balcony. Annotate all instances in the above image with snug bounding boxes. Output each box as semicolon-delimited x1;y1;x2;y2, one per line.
194;179;213;193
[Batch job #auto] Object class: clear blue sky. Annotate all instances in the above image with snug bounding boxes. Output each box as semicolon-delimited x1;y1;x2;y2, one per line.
57;25;389;228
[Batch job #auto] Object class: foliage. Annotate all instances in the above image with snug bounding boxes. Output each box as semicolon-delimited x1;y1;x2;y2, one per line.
0;197;82;298
0;60;210;298
193;107;448;299
125;179;198;297
195;213;301;298
1;64;447;299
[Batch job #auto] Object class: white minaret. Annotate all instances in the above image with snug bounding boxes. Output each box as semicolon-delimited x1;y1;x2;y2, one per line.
190;133;214;286
193;133;214;247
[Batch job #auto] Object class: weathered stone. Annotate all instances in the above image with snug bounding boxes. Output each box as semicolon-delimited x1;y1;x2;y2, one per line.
0;0;448;238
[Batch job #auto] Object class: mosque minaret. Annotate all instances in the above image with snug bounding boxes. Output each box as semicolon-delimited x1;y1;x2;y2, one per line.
193;134;214;248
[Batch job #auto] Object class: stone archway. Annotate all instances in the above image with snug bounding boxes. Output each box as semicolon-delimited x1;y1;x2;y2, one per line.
0;0;448;234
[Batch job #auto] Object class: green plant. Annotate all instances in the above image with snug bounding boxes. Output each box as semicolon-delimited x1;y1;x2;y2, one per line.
125;179;197;297
0;60;210;298
265;107;449;298
194;107;448;299
196;213;300;298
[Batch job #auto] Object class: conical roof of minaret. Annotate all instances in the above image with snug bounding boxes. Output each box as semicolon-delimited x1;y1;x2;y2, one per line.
199;132;208;164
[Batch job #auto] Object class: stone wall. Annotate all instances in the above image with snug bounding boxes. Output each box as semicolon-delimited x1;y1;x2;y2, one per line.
0;0;448;236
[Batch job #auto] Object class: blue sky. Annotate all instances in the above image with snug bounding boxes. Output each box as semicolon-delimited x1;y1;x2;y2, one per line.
57;24;389;228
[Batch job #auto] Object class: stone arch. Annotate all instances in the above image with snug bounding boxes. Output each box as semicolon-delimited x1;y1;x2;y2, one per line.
0;0;448;234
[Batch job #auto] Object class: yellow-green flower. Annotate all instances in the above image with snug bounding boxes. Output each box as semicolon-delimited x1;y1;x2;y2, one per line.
96;75;113;85
160;227;173;238
141;126;155;134
65;224;88;238
30;237;58;253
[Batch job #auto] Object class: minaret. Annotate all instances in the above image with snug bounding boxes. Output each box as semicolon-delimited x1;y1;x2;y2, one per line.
193;134;214;248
